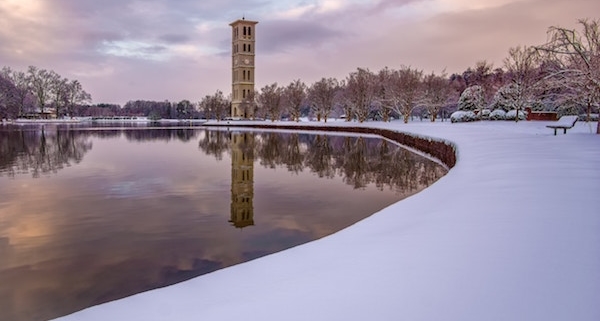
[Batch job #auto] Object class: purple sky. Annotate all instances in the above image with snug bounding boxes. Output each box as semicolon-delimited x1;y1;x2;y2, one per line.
1;0;597;105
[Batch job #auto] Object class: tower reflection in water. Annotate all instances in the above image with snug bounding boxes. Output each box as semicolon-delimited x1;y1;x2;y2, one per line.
229;132;255;228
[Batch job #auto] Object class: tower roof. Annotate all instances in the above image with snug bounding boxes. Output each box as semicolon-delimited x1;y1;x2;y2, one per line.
229;18;258;26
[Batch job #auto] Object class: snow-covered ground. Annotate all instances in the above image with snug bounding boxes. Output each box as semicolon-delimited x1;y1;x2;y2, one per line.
54;120;600;321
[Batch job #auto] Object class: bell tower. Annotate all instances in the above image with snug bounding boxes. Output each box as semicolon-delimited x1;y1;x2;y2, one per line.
230;18;258;119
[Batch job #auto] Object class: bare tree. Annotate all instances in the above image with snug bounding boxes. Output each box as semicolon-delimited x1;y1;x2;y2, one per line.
421;72;452;122
344;68;378;123
308;77;339;122
64;80;92;117
201;90;229;121
283;79;307;122
1;67;31;117
383;66;423;123
51;75;69;117
257;83;283;122
503;45;541;122
0;73;18;119
27;66;56;116
536;18;600;133
377;67;394;122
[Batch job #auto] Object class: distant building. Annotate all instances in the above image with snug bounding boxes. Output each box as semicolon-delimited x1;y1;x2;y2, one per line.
230;18;258;119
21;107;56;119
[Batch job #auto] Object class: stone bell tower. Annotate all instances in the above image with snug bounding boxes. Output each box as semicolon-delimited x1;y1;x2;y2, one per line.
230;18;258;119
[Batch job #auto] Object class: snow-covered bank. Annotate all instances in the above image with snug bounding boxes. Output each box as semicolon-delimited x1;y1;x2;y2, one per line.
54;120;600;321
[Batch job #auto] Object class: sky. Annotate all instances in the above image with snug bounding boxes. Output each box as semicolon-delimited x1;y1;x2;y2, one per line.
1;0;598;105
52;119;600;321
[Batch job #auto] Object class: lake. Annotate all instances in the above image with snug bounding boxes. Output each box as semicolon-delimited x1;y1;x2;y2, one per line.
0;123;447;321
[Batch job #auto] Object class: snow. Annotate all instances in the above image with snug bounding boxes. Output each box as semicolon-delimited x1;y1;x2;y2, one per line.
53;120;600;321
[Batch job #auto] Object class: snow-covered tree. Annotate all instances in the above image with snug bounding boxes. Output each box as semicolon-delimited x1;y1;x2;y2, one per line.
536;18;600;133
282;79;307;122
344;68;378;123
503;45;540;122
421;72;452;122
382;66;423;123
257;83;283;122
308;77;338;122
457;85;485;111
490;84;517;112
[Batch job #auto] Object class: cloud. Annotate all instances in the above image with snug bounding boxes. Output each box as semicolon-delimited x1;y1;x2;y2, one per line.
259;19;346;54
0;0;598;105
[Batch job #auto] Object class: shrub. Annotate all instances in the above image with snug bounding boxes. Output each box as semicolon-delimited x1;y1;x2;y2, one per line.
505;109;527;121
479;109;491;120
450;111;477;123
578;113;599;121
489;109;507;120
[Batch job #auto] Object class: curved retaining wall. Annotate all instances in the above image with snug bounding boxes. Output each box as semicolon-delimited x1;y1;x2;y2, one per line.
203;123;457;169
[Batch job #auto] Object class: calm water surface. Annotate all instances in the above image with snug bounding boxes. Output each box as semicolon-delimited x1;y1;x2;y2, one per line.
0;124;447;321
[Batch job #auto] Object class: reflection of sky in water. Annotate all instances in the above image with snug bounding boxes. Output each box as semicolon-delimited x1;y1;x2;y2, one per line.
106;177;170;198
0;128;446;321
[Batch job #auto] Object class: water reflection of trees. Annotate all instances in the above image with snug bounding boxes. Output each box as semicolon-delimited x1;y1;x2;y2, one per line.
0;126;199;178
0;127;92;178
198;130;447;194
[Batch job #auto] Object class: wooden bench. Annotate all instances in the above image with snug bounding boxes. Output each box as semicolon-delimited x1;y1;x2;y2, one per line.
546;115;578;135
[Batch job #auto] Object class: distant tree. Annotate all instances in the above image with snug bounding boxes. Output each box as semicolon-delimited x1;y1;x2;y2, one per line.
27;66;56;115
257;83;283;122
201;90;229;121
283;79;307;122
1;67;32;117
383;66;423;123
457;85;485;111
64;80;92;116
421;72;452;122
462;60;496;105
503;45;541;122
307;77;339;122
50;74;69;117
176;99;195;119
344;68;378;123
0;73;19;119
376;67;394;122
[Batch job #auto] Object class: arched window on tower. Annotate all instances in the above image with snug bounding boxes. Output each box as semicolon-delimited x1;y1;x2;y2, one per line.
248;44;252;52
243;44;247;52
243;26;247;36
248;27;252;37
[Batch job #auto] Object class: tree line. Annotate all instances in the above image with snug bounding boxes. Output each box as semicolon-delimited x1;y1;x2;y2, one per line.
234;19;598;126
2;19;597;132
0;66;92;119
